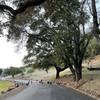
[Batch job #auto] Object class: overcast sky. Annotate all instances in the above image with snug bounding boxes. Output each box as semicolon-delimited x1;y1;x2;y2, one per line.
0;1;27;69
0;37;27;69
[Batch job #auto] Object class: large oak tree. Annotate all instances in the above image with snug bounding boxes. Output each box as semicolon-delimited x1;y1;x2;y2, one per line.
0;0;95;81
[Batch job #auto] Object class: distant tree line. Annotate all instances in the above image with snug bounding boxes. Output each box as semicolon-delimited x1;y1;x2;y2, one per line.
3;67;23;78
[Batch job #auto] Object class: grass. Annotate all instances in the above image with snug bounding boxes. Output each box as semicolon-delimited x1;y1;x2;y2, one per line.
23;68;56;80
20;67;79;80
0;80;14;94
22;67;72;81
79;68;100;97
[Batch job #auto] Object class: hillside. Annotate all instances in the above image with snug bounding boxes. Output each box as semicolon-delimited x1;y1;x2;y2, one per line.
89;55;100;66
83;55;100;68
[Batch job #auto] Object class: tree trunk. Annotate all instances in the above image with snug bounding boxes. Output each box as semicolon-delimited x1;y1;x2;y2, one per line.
56;69;60;79
54;65;67;79
69;66;76;81
75;66;82;82
91;0;100;38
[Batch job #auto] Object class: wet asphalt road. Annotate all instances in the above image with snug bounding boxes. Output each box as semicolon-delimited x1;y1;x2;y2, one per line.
3;81;95;100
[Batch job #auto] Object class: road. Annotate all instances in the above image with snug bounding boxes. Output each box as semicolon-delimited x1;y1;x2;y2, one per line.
3;81;95;100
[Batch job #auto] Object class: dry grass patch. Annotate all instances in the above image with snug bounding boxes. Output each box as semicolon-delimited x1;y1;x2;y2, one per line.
54;69;100;99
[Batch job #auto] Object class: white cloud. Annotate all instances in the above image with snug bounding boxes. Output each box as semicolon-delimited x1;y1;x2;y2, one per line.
0;37;27;69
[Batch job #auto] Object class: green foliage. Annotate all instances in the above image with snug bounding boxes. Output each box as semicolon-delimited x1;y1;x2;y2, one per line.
2;0;90;81
33;53;56;70
21;0;90;81
86;37;100;58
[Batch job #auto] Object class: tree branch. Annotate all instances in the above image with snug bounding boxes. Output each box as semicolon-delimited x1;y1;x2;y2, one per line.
0;0;46;16
55;65;68;72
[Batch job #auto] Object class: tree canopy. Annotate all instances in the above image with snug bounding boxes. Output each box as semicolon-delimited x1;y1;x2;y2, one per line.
20;0;91;81
0;0;99;81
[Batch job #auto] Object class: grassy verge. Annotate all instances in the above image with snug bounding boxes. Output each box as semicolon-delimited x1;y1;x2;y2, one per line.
0;80;14;94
